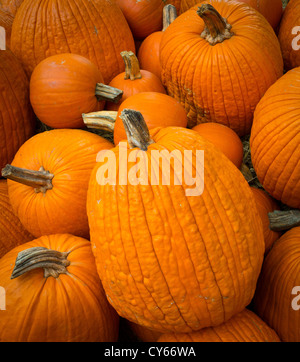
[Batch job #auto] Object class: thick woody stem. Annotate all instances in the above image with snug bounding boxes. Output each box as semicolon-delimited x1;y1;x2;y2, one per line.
268;209;300;231
119;109;154;151
121;51;142;80
197;4;234;45
1;165;54;194
162;4;177;32
11;247;70;279
95;83;123;103
82;111;117;133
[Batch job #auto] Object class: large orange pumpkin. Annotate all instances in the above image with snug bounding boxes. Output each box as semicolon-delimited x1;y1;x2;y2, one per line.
0;49;35;171
86;109;264;333
10;0;135;82
253;227;300;342
1;129;113;239
0;234;119;342
0;180;34;258
160;1;283;135
250;67;300;209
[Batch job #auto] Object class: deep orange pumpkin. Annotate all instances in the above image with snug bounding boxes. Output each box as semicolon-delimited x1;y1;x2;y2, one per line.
0;0;24;47
0;234;119;342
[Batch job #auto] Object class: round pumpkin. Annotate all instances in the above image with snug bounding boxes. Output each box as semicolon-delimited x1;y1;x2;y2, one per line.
192;123;244;169
250;67;300;209
0;234;119;342
0;180;34;258
10;0;135;82
1;129;113;239
278;0;300;71
160;1;283;135
157;309;280;342
0;0;24;47
30;53;123;129
253;227;300;342
106;51;166;112
0;49;35;171
86;108;264;333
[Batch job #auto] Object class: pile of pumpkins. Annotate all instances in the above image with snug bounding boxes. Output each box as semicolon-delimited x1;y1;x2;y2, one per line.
0;0;299;343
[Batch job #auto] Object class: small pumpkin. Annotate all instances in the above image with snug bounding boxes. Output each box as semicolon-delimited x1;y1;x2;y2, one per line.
250;67;300;209
160;1;283;135
192;123;244;169
253;227;300;342
0;180;34;258
106;51;166;112
157;309;280;342
0;234;119;342
0;49;35;171
30;53;123;129
1;129;113;239
87;109;264;333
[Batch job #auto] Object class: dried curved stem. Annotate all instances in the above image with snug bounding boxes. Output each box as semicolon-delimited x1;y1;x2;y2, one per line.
121;51;142;80
95;83;123;103
82;111;117;133
268;209;300;231
162;4;177;32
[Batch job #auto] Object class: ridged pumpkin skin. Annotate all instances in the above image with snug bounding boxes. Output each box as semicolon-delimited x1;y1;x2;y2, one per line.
253;227;300;342
0;234;119;342
250;67;300;209
10;0;135;83
0;50;35;171
278;0;300;71
87;120;265;333
0;0;24;47
5;129;113;239
160;0;283;135
30;53;107;129
0;180;34;258
157;309;280;342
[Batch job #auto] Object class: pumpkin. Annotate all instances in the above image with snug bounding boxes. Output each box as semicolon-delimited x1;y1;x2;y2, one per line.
157;309;280;342
278;0;300;71
137;4;177;81
250;67;300;209
180;0;283;30
0;49;35;171
1;129;113;239
10;0;135;82
29;53;123;129
250;187;281;255
106;51;166;112
192;123;244;169
253;227;300;342
0;180;34;258
83;92;188;146
160;1;283;135
0;234;119;342
115;0;165;40
127;321;162;342
86;108;264;333
0;0;24;47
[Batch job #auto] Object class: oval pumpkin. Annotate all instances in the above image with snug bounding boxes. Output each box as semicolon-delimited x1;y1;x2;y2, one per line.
87;109;264;333
250;67;300;209
0;234;119;342
10;0;135;82
1;129;113;239
160;1;283;135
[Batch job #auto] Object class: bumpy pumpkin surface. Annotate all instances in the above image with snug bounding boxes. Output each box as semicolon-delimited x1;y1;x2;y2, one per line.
253;227;300;342
160;0;283;135
157;309;280;342
0;50;35;171
87;109;264;333
0;234;119;342
250;67;300;209
10;0;135;83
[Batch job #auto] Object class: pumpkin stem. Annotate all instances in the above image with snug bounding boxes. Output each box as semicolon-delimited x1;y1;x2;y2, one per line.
11;247;70;279
197;4;234;45
121;51;142;81
119;109;154;151
1;165;54;194
162;4;177;32
82;111;117;133
95;83;123;103
268;209;300;231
